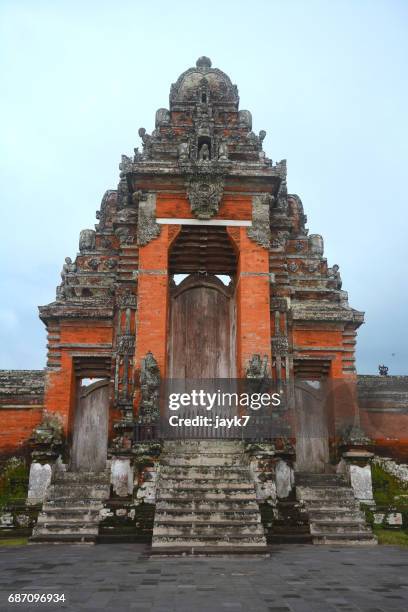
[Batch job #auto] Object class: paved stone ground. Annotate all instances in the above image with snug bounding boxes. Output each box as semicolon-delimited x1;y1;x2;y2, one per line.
0;544;407;612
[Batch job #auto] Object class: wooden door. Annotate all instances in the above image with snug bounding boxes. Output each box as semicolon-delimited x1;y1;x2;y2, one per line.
168;275;235;379
71;379;109;472
294;380;329;473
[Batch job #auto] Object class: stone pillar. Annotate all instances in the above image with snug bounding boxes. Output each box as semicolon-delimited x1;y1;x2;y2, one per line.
339;450;375;505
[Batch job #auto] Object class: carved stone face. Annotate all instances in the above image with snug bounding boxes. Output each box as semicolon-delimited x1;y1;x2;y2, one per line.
186;175;224;220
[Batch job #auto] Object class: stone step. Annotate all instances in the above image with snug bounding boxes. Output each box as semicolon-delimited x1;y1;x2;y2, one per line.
160;465;249;476
158;480;254;490
308;509;365;521
312;532;377;545
296;486;356;501
46;485;109;500
153;523;265;536
159;470;251;481
156;499;259;511
43;498;105;509
163;441;244;454
304;499;361;510
157;489;256;501
161;455;244;467
37;509;101;523
33;522;99;536
53;473;109;485
152;534;267;547
310;521;370;535
155;509;261;522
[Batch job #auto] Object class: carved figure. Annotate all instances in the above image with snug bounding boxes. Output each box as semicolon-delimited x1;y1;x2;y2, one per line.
79;229;96;252
246;354;268;379
61;257;76;283
186;174;224;219
198;143;210;161
139;352;161;423
178;142;189;161
218;140;228;160
138;127;152;159
378;364;389;376
328;264;342;289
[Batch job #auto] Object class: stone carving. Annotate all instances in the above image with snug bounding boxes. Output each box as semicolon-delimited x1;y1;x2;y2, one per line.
30;411;63;461
271;231;290;249
119;154;133;175
137;193;161;246
131;190;146;206
79;229;96;252
308;234;324;256
341;424;372;448
96;189;115;230
117;207;138;223
139;352;161;423
271;297;289;312
328;264;342;289
61;257;76;283
379;364;389;376
186;173;224;220
117;177;130;208
246;354;268;379
288;262;298;273
155;108;170;127
138;127;152;159
218;140;228;160
238;109;252;129
295;240;305;252
272;335;289;356
117;334;135;355
87;258;99;271
115;226;134;245
117;289;137;309
247;194;271;248
246;354;269;395
198;143;210;161
104;258;117;270
178;142;189;161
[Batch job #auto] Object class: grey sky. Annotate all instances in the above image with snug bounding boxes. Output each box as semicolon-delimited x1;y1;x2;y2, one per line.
1;0;407;374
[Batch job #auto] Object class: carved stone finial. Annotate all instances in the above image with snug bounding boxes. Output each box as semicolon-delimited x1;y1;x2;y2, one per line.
328;264;342;290
196;56;212;68
378;364;389;376
246;354;268;379
79;229;96;252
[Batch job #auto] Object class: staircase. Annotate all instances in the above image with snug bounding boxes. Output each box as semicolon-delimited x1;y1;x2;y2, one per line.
296;472;377;545
152;440;267;553
31;468;110;543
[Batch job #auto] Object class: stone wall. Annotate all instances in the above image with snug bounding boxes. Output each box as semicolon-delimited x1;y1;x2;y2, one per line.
0;370;45;456
358;375;408;460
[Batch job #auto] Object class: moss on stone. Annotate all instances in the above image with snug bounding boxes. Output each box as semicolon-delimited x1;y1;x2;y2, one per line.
0;458;29;509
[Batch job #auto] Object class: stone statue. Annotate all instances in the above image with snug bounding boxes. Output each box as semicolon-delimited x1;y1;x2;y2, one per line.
198;143;210;161
178;142;189;161
218;140;228;161
79;229;96;252
61;257;76;283
328;264;342;289
246;354;269;395
138;127;152;159
378;364;389;376
139;352;161;423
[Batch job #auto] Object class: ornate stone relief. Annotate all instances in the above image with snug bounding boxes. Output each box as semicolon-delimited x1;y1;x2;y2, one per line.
117;334;135;355
271;297;290;312
247;194;271;248
138;352;161;423
272;335;289;356
185;172;224;220
79;229;96;252
137;193;161;246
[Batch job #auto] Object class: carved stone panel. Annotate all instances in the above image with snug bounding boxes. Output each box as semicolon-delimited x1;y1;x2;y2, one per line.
186;174;224;220
247;194;271;248
137;193;161;246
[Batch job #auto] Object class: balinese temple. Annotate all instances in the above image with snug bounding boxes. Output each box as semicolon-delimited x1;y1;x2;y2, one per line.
0;57;407;549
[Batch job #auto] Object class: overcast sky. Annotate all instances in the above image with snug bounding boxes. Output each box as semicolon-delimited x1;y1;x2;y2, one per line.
1;0;407;374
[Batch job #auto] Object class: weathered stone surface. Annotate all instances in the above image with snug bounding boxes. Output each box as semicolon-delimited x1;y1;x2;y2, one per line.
275;459;294;499
27;462;52;505
349;464;374;503
111;457;133;497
